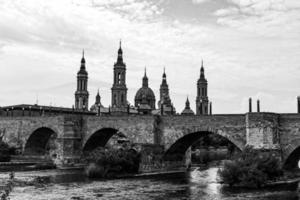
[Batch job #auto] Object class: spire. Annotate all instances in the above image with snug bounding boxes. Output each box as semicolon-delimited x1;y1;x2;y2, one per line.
142;67;148;87
185;96;190;109
163;67;166;79
118;40;122;53
81;49;85;63
117;40;123;64
79;50;87;74
96;89;100;104
200;59;205;79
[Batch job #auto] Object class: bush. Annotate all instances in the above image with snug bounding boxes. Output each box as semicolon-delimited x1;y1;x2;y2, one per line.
83;147;140;178
218;146;282;188
0;141;11;162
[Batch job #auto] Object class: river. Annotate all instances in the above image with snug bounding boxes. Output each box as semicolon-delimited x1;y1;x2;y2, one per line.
9;167;299;200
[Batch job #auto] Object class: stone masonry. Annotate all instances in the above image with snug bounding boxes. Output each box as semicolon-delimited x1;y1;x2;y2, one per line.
0;112;299;168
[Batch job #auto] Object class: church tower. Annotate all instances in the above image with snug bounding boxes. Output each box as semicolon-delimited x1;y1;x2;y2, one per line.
196;60;209;115
111;41;127;111
158;68;175;114
75;50;89;110
158;68;171;108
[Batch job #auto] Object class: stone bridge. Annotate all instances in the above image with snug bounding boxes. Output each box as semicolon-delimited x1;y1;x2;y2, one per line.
0;112;299;170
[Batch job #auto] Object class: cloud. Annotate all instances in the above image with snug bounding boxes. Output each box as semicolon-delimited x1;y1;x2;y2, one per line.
0;0;299;114
192;0;210;4
214;0;300;37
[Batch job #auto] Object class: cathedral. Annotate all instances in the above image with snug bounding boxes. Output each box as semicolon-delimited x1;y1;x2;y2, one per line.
85;42;212;116
0;41;213;117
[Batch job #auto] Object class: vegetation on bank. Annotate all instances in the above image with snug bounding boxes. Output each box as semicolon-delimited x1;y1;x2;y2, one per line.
83;146;140;178
0;141;15;162
218;147;283;188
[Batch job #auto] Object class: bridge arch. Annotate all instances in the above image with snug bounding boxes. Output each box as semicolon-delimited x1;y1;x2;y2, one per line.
282;139;300;169
24;127;58;157
163;130;243;161
83;128;129;152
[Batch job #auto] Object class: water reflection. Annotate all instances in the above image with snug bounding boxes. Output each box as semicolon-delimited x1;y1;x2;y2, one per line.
10;167;299;200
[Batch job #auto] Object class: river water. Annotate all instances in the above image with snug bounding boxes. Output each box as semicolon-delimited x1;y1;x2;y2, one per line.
9;167;299;200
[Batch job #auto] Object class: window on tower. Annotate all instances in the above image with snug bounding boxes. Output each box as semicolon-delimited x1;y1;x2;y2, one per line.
118;73;121;84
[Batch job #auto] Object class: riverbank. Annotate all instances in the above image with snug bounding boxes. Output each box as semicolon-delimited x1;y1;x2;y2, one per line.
0;168;186;186
5;167;300;200
0;167;299;190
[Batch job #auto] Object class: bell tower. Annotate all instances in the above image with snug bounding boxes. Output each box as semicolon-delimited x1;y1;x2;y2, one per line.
111;41;128;111
75;50;89;110
196;60;209;115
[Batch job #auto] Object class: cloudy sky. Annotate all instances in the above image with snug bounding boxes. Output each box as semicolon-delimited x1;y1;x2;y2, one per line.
0;0;299;114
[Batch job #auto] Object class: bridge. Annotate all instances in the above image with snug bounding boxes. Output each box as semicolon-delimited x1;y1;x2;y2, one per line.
0;112;299;171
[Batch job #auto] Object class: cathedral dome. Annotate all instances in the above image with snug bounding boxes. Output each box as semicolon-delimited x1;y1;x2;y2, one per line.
134;70;156;110
135;87;155;103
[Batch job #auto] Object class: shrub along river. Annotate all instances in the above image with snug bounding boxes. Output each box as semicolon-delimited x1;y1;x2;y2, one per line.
8;166;299;200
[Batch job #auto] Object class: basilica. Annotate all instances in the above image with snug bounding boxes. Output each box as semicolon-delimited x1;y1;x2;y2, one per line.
0;42;212;117
75;42;212;116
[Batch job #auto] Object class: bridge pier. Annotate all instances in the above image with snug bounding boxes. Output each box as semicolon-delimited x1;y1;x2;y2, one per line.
246;112;281;161
56;117;83;167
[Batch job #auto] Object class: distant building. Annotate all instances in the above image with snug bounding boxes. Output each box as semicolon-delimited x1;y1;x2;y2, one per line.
0;42;227;117
0;104;94;117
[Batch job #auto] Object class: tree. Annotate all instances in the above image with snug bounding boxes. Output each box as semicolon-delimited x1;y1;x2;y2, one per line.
218;146;282;188
83;147;141;178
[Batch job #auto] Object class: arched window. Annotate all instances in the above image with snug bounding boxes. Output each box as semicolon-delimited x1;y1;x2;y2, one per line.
83;99;86;108
118;73;121;84
202;88;205;96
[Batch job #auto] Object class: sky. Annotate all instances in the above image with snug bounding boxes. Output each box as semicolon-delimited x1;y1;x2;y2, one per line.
0;0;299;114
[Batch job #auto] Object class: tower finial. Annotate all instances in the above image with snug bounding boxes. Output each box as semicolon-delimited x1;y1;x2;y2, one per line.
200;59;205;79
144;66;147;76
119;39;122;49
81;49;86;64
163;67;166;78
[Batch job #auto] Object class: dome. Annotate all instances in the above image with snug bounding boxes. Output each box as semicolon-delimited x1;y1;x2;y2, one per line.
134;87;156;109
135;87;155;101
